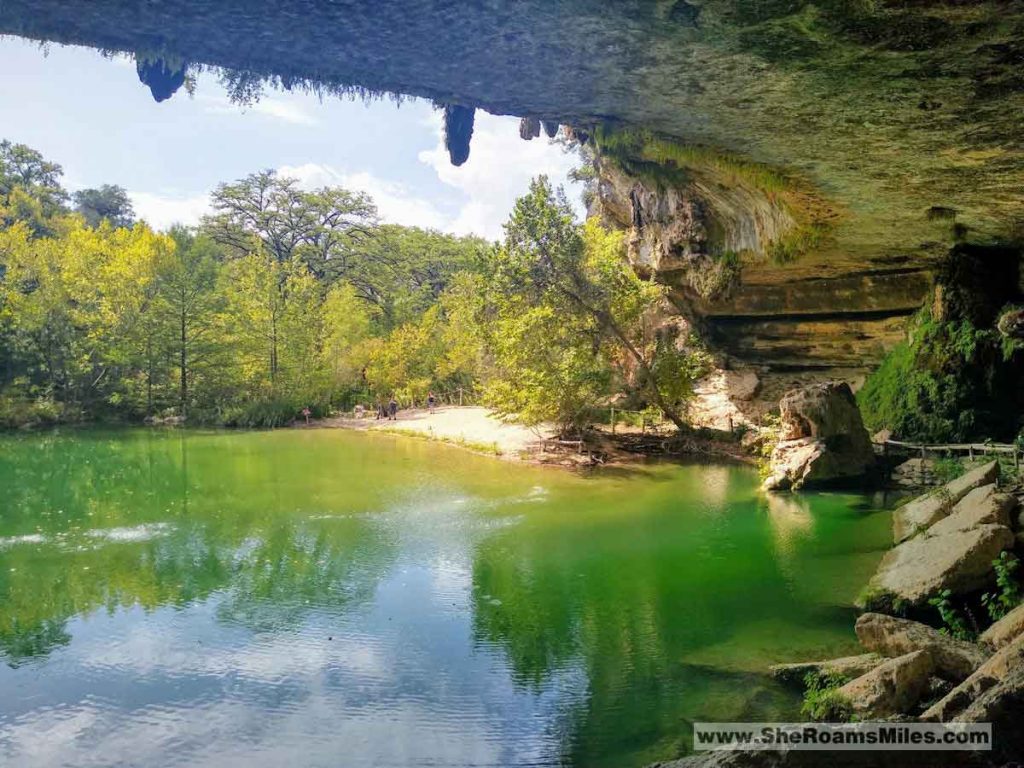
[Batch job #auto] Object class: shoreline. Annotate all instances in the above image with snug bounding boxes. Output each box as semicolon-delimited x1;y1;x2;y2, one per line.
305;405;754;469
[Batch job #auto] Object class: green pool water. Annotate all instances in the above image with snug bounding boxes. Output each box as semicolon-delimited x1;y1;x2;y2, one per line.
0;428;892;767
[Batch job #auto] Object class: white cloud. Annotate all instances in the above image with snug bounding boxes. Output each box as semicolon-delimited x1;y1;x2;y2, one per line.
281;113;584;240
129;190;212;230
127;114;583;238
418;112;584;239
200;93;320;126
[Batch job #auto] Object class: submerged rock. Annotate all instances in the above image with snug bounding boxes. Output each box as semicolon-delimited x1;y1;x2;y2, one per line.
837;650;933;718
891;461;1000;543
768;653;883;685
854;613;988;682
762;382;874;491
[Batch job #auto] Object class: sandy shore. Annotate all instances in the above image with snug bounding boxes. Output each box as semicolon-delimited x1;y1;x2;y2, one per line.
317;406;552;459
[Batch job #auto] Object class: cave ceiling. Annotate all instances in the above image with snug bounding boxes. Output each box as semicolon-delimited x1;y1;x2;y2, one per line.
2;0;1022;370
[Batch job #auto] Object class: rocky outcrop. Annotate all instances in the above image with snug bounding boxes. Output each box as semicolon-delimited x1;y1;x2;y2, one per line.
762;382;874;491
836;650;933;718
921;634;1024;722
687;368;761;431
854;613;989;682
864;524;1014;608
925;485;1016;538
892;461;1000;543
979;602;1024;650
768;653;883;686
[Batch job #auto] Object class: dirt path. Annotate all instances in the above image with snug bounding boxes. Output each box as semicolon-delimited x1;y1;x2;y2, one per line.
317;406;551;459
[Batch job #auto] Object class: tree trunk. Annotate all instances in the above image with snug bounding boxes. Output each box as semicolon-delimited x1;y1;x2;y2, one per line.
180;310;188;419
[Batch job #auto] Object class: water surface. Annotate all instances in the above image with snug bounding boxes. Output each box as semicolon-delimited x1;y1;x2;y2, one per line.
0;428;891;767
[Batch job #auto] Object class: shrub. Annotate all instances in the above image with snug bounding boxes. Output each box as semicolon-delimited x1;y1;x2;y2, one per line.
801;671;854;722
982;552;1021;622
928;588;975;641
858;308;1024;443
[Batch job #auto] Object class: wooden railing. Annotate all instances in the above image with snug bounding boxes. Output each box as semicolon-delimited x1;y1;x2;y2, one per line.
879;439;1021;470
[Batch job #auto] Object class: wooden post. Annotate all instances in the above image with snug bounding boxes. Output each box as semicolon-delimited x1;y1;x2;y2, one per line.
969;445;974;461
611;407;616;435
920;446;926;485
459;387;463;406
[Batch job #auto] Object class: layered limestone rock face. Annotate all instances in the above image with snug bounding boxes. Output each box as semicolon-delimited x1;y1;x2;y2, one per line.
590;148;932;401
761;381;874;491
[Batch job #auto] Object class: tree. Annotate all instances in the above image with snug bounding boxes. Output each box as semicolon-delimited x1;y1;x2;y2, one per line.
155;228;225;417
492;177;703;430
321;281;375;390
0;141;69;235
0;140;66;210
220;251;323;401
73;185;135;229
204;170;381;294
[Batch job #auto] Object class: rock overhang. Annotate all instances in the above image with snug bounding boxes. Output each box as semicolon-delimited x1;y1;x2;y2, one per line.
3;0;1022;373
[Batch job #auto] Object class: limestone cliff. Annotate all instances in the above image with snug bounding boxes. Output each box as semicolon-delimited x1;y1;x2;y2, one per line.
591;132;931;392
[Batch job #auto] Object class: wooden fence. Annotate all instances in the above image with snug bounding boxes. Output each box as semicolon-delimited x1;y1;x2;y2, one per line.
880;439;1021;470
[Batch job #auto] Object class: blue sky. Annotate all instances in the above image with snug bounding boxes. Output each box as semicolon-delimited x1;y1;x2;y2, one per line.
0;37;582;239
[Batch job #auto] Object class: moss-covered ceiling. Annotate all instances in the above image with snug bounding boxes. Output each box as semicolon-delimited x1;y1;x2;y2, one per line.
2;0;1022;368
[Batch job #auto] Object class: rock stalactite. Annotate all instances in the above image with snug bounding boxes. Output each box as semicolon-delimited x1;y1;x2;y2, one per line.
541;120;559;138
135;58;187;102
443;104;475;166
518;116;540;140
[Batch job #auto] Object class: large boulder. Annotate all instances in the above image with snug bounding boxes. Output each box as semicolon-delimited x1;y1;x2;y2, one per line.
854;613;988;681
892;461;1000;543
762;382;874;491
836;650;933;718
921;633;1024;722
862;524;1015;608
769;653;883;686
925;484;1016;538
979;602;1024;650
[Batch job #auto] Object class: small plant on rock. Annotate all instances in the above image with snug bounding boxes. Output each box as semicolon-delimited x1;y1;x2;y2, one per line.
928;588;975;641
801;671;854;722
982;552;1021;622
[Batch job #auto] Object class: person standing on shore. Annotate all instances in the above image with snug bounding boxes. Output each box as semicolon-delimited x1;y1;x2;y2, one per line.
428;391;436;413
388;395;398;421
